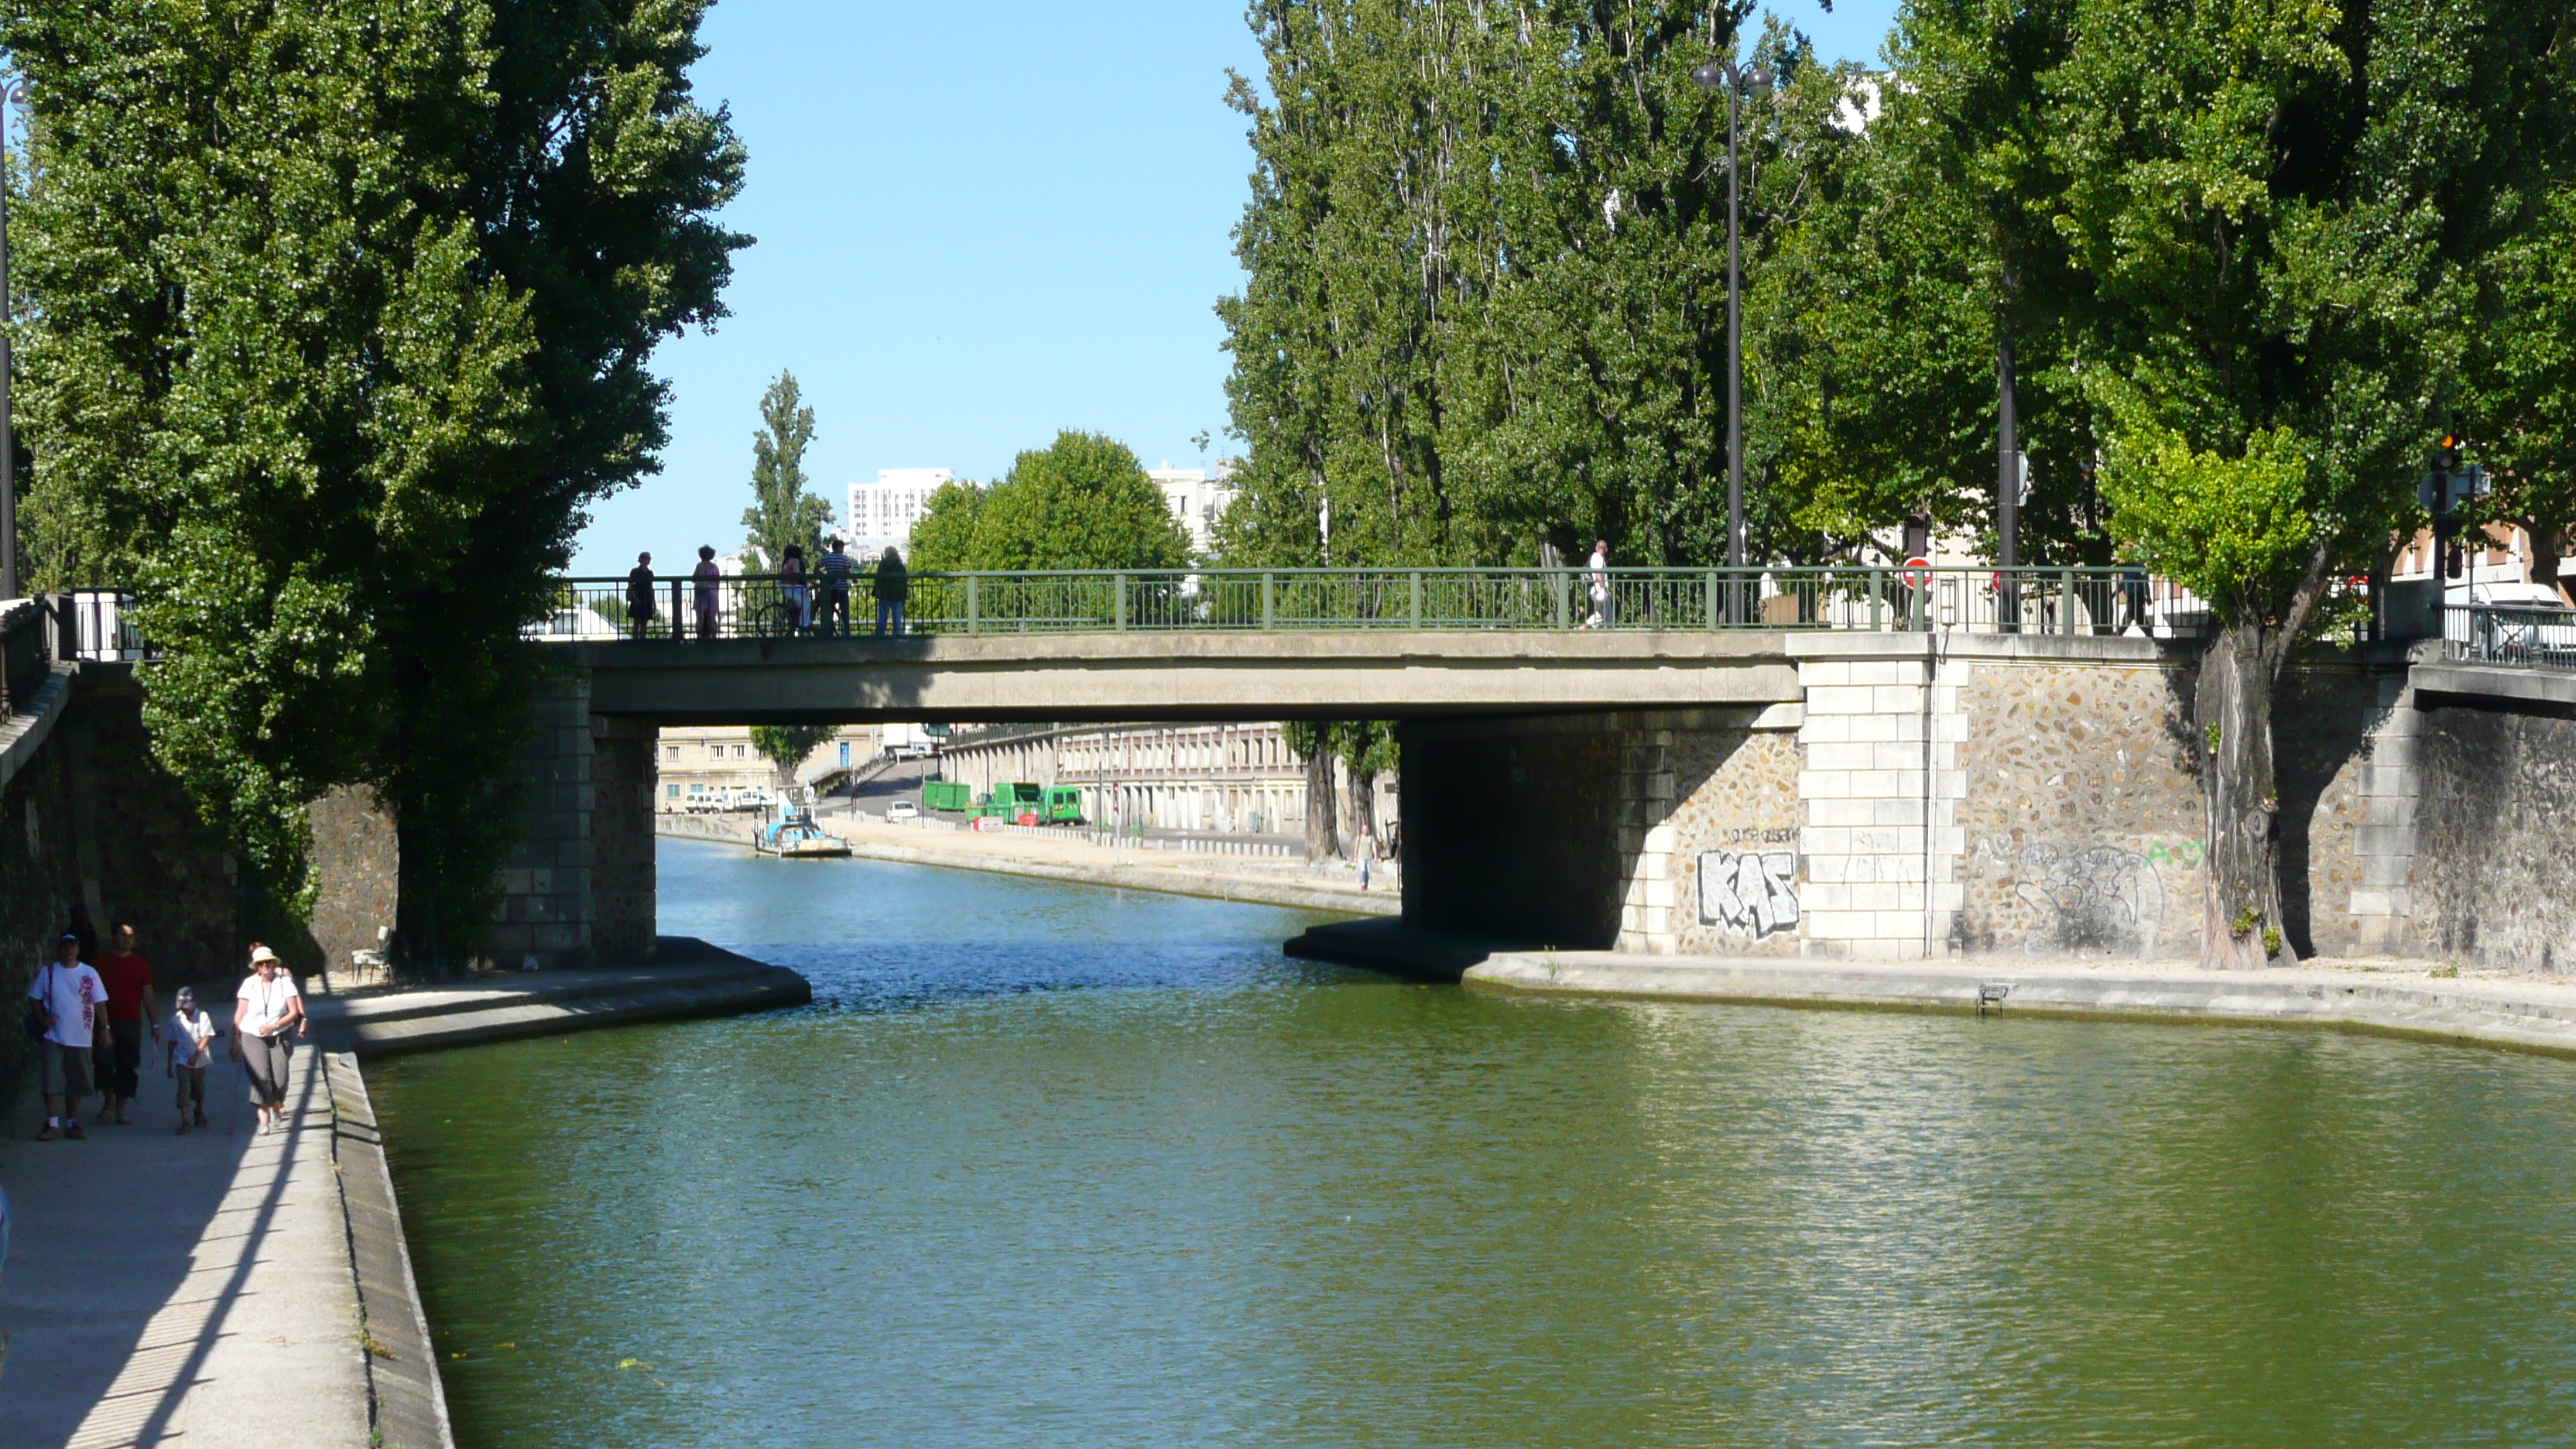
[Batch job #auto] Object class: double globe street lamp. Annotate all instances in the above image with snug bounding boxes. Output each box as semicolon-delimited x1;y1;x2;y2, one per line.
1692;56;1771;599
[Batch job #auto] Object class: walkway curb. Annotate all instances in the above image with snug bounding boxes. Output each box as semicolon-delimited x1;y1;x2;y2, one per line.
1287;919;2576;1058
325;1053;455;1449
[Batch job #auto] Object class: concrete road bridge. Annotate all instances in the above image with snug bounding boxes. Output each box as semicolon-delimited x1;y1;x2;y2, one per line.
549;564;2197;724
12;570;2574;985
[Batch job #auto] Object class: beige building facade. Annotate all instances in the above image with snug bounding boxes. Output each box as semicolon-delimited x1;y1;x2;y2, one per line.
654;724;882;810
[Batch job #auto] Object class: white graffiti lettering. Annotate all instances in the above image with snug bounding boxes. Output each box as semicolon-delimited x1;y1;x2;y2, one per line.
1699;850;1800;938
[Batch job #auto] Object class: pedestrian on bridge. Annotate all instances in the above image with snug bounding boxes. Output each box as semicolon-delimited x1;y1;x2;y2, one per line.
781;544;811;632
1584;540;1612;629
626;553;657;641
872;546;909;637
233;944;307;1136
694;545;721;641
819;536;855;636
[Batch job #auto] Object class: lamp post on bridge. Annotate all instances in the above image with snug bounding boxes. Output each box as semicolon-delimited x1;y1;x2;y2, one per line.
1692;54;1772;615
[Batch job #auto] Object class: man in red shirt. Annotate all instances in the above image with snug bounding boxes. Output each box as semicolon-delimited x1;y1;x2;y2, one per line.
91;923;158;1127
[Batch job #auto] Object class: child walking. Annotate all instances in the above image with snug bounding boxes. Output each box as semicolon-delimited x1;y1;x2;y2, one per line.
165;986;219;1135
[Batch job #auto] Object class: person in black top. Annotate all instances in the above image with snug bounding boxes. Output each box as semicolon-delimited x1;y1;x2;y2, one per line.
625;552;656;640
872;547;909;636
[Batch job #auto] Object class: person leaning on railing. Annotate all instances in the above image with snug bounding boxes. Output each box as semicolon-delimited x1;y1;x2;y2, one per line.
626;553;656;640
819;536;854;637
872;546;908;637
693;545;721;641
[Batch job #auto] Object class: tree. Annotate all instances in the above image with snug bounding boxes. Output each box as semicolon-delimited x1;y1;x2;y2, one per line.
1215;4;1842;574
904;431;1188;573
751;724;833;785
740;371;830;570
2460;185;2576;605
903;479;988;574
2025;1;2565;964
8;0;747;968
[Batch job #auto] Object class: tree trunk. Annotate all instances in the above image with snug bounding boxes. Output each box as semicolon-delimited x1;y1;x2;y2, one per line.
1303;734;1339;864
2195;620;2288;967
1348;756;1377;856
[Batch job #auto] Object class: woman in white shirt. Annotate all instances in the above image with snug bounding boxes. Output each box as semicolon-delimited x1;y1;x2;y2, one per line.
233;944;306;1136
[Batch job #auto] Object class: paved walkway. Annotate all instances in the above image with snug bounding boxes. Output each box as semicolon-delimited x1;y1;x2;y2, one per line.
0;1029;369;1449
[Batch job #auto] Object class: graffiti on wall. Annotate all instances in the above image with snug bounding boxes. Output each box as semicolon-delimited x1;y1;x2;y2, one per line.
1971;837;2177;956
1700;850;1800;938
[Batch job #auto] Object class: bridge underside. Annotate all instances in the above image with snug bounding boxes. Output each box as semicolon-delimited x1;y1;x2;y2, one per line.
567;630;1807;724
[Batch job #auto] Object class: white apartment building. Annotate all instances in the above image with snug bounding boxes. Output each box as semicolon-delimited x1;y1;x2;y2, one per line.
1149;461;1236;557
846;468;953;560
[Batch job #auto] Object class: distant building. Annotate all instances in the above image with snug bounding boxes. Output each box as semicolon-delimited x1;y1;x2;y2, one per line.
846;468;953;560
1148;461;1237;557
655;724;882;810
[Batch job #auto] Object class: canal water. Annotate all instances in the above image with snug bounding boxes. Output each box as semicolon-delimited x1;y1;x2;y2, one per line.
372;838;2576;1447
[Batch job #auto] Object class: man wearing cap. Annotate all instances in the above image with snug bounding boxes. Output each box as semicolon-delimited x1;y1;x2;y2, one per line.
25;933;107;1140
234;944;307;1136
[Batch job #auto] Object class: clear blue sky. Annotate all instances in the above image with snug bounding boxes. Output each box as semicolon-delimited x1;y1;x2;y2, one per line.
572;0;1905;574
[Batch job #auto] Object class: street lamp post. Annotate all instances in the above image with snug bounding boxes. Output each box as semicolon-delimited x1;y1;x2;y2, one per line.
1693;56;1771;608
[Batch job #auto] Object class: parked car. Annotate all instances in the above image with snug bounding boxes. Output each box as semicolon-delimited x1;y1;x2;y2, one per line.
887;800;920;821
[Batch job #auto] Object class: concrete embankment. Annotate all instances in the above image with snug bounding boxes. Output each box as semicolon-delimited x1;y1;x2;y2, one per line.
1289;918;2576;1057
308;935;813;1058
659;810;1399;918
0;940;806;1446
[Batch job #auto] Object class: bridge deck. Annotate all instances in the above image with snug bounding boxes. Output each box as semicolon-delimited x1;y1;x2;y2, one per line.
565;629;2189;724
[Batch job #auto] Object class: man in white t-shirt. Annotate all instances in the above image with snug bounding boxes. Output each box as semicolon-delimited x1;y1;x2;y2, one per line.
26;933;107;1140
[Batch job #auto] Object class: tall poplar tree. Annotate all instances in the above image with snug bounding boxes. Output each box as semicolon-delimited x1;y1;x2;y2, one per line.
740;370;829;570
7;0;748;967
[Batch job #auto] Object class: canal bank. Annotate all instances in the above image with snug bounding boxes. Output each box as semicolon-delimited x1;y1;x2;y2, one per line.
657;810;1399;917
1290;918;2576;1057
0;940;810;1446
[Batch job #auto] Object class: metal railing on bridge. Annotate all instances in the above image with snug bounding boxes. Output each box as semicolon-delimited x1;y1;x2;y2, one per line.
2451;604;2576;670
536;566;2228;642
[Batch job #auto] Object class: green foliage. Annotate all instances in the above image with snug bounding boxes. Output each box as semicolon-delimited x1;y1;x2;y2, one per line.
1217;4;1842;570
905;481;987;574
739;372;831;570
906;431;1189;573
750;724;833;781
2459;186;2576;598
8;0;746;964
2099;423;2317;625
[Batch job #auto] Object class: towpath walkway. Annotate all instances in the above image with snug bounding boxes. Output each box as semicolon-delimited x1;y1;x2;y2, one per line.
0;1029;370;1449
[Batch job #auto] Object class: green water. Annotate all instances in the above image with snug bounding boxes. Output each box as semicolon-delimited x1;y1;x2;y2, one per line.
371;839;2576;1447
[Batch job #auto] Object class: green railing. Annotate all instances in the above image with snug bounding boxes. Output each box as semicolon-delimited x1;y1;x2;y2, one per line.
536;566;2220;641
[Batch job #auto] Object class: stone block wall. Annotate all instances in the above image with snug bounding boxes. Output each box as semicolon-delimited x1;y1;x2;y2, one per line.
2411;702;2576;971
1794;649;1970;959
485;673;596;968
309;784;398;982
55;684;238;982
1948;659;2207;960
1663;724;1804;957
592;719;658;962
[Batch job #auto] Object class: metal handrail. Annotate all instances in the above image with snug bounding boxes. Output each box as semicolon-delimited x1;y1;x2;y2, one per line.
2452;604;2576;670
534;564;2217;642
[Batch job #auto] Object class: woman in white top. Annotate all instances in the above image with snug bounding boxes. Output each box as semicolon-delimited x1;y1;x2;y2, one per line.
233;944;307;1135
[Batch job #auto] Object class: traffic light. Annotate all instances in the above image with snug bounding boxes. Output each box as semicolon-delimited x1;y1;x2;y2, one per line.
2431;434;2463;474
